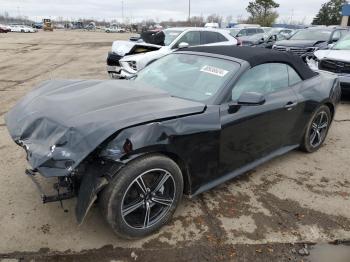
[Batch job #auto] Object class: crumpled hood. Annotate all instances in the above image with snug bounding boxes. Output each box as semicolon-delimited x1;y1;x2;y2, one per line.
111;40;161;56
315;49;350;62
5;80;205;177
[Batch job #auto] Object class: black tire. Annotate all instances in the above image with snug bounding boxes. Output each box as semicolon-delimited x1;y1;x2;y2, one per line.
301;105;331;153
99;154;183;239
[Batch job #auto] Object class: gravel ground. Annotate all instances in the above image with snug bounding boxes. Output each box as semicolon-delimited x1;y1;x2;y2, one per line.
0;30;350;261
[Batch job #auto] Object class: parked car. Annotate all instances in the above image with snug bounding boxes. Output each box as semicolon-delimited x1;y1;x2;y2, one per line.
306;34;350;95
0;24;11;33
5;46;340;239
228;27;265;38
269;27;295;38
9;25;37;33
33;22;43;29
107;27;238;79
272;27;349;56
239;31;289;49
204;22;219;28
239;33;286;48
105;26;126;33
129;35;142;42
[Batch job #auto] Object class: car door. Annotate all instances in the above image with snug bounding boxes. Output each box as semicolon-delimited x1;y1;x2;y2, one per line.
219;63;300;175
201;31;228;45
247;28;257;35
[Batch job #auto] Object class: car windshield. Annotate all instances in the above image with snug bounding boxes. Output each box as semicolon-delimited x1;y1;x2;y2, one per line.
290;29;331;41
164;30;184;46
134;53;239;102
333;35;350;50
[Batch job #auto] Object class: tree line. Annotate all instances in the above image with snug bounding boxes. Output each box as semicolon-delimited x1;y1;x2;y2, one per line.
0;0;347;28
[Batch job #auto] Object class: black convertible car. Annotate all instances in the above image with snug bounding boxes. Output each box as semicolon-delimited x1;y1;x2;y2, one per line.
6;46;341;238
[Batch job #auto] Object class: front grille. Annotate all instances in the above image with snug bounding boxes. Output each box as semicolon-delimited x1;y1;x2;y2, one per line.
319;59;350;74
107;52;123;66
273;46;308;56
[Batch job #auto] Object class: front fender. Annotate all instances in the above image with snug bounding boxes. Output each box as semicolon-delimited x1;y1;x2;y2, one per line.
76;106;221;224
99;106;221;194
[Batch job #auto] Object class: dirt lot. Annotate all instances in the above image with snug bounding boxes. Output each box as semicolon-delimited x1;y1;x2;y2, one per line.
0;30;350;261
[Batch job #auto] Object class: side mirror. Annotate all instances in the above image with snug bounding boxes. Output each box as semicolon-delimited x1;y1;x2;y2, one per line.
237;92;265;106
328;43;335;49
178;42;189;49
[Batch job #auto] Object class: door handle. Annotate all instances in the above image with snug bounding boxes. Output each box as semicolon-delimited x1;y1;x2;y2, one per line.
284;101;298;110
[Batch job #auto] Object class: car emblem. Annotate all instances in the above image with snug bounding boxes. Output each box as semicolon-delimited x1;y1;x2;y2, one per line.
286;47;291;52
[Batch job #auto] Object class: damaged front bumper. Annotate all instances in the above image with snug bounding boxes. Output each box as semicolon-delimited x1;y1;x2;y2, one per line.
107;65;122;79
25;168;75;204
25;161;121;224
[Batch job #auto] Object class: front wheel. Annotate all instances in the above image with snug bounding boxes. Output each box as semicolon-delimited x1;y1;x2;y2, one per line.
301;105;331;153
99;154;183;239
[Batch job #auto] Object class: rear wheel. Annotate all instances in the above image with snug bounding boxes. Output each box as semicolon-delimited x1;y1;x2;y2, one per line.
99;154;183;239
301;105;331;153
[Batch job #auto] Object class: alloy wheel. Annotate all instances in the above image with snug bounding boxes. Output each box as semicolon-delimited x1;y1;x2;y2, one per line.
121;168;176;229
309;111;329;148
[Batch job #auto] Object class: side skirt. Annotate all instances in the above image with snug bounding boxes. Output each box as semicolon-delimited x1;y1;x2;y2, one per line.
190;145;299;197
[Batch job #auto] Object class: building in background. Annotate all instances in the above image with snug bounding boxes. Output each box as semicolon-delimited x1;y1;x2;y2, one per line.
341;4;350;26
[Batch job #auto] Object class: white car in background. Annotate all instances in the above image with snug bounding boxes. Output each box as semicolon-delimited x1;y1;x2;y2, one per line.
105;26;126;33
9;25;36;33
306;33;350;95
107;27;239;79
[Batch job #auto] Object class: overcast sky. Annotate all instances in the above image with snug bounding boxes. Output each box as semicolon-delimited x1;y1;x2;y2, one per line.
2;0;325;24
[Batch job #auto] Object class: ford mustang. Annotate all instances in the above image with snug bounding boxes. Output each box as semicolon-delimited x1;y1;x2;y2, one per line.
5;46;341;239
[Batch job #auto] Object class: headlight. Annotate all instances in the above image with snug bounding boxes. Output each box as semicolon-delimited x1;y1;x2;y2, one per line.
127;61;137;71
120;60;138;73
307;47;319;52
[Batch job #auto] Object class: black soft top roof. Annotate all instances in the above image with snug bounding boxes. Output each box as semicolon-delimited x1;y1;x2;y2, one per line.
180;46;317;80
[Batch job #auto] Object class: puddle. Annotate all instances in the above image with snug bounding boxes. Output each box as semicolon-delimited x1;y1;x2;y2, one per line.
307;243;350;262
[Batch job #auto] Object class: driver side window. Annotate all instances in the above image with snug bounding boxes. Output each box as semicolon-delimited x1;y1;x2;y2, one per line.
231;63;289;101
175;31;200;48
237;29;247;37
331;30;341;42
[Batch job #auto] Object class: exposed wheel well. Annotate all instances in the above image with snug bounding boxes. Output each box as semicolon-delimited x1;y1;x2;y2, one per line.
159;152;192;196
324;102;335;120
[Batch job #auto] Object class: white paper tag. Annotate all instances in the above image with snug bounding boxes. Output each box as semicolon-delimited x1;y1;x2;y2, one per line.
200;65;229;77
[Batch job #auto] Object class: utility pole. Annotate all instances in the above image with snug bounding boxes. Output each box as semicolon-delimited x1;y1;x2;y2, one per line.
122;0;124;24
188;0;191;22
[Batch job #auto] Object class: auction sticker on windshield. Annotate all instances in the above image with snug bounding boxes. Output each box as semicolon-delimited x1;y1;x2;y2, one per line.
200;65;229;77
